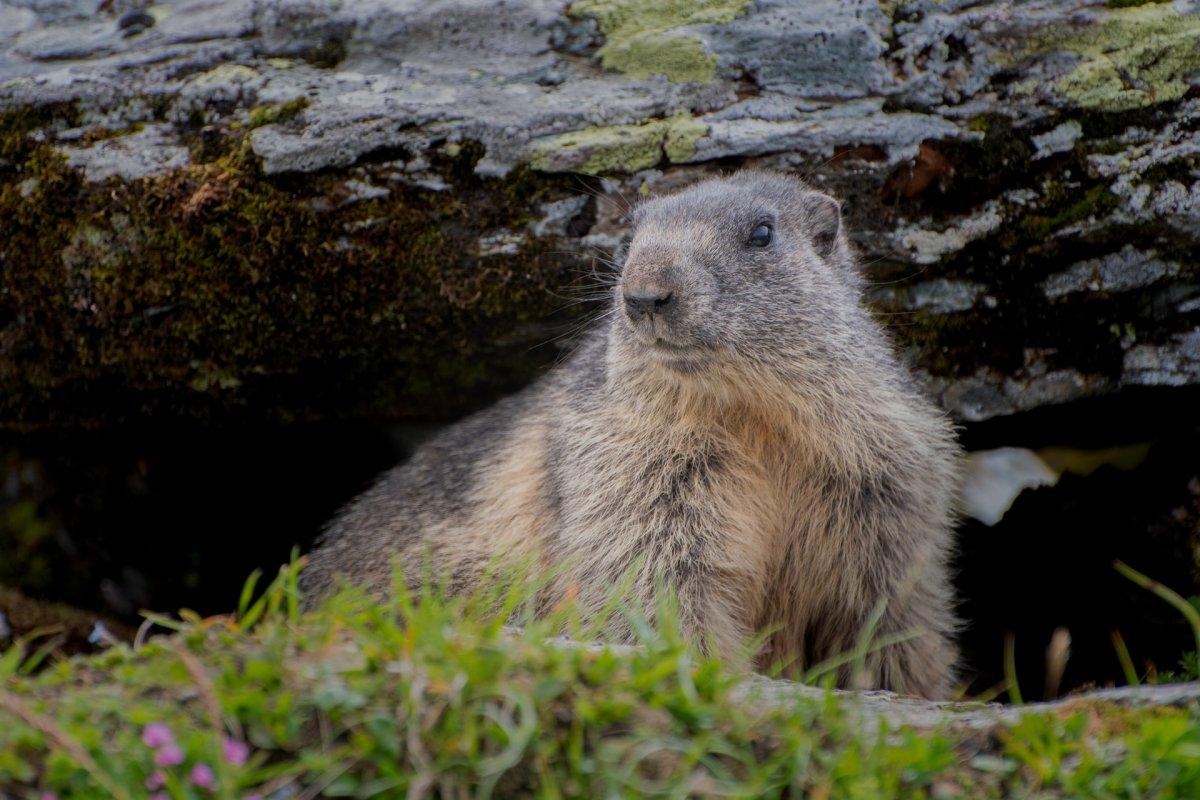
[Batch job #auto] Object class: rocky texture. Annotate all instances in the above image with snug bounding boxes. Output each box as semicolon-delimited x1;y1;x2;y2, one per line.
558;632;1200;730
745;677;1200;733
1;0;1199;427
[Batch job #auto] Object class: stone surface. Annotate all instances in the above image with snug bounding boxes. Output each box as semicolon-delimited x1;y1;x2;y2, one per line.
61;122;191;181
1040;245;1181;299
1;0;1199;427
742;676;1200;733
555;635;1200;732
1031;120;1083;160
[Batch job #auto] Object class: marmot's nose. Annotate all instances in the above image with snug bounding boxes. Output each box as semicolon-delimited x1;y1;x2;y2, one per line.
623;286;674;318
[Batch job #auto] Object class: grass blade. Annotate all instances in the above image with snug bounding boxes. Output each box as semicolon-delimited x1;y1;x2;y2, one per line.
1114;560;1200;654
1110;629;1139;686
1004;632;1023;705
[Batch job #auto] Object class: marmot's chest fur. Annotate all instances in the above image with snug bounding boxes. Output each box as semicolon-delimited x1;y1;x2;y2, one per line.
303;171;961;698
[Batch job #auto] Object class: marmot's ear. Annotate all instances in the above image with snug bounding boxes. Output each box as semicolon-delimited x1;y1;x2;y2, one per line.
802;192;842;258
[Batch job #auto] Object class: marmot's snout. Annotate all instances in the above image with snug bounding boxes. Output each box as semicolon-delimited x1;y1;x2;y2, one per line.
618;260;702;351
622;285;675;319
618;236;716;356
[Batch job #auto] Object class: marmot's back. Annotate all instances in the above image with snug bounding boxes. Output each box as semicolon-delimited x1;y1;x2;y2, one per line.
301;375;561;598
305;171;961;698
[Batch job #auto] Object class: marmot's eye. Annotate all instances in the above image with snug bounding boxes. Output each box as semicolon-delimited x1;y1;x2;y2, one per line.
747;223;772;247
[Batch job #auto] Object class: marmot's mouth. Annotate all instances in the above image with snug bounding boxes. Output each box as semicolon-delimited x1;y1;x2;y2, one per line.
650;338;694;352
642;338;715;373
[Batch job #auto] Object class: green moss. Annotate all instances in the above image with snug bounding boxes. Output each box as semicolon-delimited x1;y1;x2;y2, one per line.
570;0;752;83
0;108;591;429
1046;4;1200;111
530;114;708;175
244;97;309;129
1016;184;1119;241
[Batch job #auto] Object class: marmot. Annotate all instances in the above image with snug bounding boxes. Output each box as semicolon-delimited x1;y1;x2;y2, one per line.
303;171;961;698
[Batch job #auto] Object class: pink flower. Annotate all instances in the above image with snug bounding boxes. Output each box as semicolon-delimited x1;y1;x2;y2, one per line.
223;737;250;766
149;794;169;800
39;793;57;800
154;744;184;767
243;796;263;800
145;771;166;790
191;762;215;790
142;722;175;749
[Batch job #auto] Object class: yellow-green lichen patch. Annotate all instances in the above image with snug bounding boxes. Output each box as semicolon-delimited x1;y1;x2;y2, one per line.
663;114;708;163
603;34;716;84
570;0;752;83
1047;4;1200;111
530;114;709;175
190;64;259;87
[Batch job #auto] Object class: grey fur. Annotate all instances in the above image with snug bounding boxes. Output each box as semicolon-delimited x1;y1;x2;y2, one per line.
304;170;962;697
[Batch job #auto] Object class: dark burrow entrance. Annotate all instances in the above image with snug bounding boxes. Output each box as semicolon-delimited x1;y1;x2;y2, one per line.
956;385;1200;700
1;386;1197;702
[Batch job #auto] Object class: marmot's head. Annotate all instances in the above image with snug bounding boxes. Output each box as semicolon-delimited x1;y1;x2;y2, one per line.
610;171;864;382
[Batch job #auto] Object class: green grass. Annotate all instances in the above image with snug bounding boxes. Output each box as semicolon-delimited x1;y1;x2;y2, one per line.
2;560;1200;799
1114;560;1200;684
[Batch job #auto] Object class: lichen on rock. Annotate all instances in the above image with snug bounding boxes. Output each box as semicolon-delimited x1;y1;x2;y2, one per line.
570;0;753;83
0;0;1198;427
1048;3;1200;111
530;114;708;175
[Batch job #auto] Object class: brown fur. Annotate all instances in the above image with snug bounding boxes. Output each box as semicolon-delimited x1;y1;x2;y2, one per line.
303;171;962;698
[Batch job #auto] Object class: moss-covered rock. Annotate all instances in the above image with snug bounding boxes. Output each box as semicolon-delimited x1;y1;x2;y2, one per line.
0;108;591;428
0;0;1198;427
